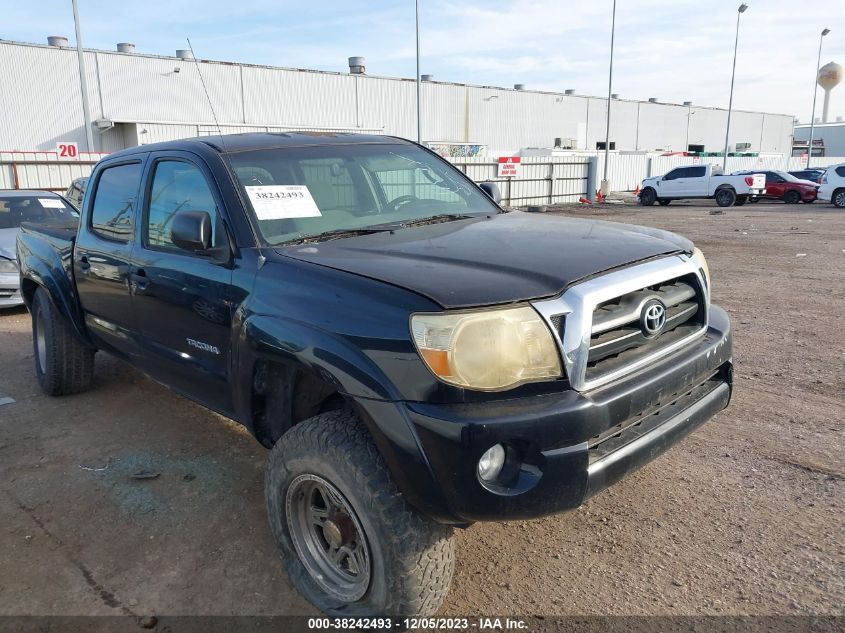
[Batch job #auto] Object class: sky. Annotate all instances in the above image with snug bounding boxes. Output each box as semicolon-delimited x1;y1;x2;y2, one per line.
4;0;845;122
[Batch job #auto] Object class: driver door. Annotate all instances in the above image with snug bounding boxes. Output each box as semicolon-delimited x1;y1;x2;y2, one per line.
129;152;236;415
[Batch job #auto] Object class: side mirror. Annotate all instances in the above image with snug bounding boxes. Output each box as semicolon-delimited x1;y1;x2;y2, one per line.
171;210;212;252
479;182;501;203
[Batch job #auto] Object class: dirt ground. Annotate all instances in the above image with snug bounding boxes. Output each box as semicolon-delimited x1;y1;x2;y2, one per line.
0;202;842;620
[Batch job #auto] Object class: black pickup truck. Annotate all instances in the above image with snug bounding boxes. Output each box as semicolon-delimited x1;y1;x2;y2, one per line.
17;133;732;617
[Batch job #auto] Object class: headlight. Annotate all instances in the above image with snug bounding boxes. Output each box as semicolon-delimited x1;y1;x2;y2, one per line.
692;247;710;291
0;258;18;273
410;305;562;391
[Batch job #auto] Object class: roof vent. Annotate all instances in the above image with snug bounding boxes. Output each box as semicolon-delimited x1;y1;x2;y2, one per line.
514;83;525;90
611;93;619;99
648;97;658;103
348;56;366;74
116;42;135;53
683;100;693;106
421;74;434;81
564;89;575;95
47;36;69;47
176;49;194;60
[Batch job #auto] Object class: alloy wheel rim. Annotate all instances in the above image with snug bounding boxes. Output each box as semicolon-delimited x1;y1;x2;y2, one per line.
286;474;371;602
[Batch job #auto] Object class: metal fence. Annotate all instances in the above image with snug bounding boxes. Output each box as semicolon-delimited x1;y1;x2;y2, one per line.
0;152;107;192
449;156;593;206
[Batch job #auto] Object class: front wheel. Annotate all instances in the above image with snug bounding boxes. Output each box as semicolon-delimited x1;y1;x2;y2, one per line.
783;190;801;204
639;188;657;206
715;188;736;208
31;288;95;396
265;410;455;616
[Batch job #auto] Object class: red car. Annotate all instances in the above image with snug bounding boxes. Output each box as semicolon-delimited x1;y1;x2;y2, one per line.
740;170;818;204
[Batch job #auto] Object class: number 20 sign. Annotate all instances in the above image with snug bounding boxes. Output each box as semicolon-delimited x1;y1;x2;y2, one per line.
56;142;79;159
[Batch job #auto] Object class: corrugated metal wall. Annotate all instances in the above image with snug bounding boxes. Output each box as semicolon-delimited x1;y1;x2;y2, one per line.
0;41;796;158
0;152;107;191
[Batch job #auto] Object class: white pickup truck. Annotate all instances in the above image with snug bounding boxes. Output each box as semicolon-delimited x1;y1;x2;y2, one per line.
639;164;766;207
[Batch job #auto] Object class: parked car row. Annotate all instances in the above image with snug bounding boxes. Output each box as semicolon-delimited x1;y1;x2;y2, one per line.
638;163;845;208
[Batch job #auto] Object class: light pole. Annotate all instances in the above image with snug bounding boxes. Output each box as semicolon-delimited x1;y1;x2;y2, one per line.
71;0;95;153
806;28;831;168
722;3;747;172
600;0;617;197
415;0;422;144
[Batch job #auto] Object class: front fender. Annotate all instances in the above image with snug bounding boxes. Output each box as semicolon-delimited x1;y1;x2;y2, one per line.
233;313;456;522
17;228;92;347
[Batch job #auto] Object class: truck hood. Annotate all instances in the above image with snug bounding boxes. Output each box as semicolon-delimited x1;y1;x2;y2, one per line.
279;212;690;309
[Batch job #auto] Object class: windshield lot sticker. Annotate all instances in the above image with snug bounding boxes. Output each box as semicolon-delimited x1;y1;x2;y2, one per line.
39;198;65;209
245;185;322;220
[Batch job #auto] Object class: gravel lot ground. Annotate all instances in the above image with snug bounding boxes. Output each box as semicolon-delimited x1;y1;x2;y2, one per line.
0;201;842;621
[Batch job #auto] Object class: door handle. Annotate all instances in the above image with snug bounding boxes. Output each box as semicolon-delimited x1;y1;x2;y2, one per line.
130;268;149;294
78;255;90;274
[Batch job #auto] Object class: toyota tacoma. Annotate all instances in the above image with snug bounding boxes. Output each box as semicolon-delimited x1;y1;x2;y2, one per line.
17;133;733;617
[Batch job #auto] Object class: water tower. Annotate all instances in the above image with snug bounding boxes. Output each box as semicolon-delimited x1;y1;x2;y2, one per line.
818;61;843;123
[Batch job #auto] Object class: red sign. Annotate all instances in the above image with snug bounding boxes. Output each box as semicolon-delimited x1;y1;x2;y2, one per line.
497;156;521;177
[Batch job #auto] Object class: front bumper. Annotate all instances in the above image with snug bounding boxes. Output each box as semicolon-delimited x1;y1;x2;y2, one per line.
0;272;23;308
395;305;732;524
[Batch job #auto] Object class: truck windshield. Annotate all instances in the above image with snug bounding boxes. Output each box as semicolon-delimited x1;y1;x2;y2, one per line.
226;143;500;245
0;195;78;229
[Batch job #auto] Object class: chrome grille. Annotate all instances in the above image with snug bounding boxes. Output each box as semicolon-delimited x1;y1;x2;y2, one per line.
532;254;710;392
587;276;704;368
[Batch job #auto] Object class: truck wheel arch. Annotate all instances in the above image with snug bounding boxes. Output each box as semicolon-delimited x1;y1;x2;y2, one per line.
237;314;453;523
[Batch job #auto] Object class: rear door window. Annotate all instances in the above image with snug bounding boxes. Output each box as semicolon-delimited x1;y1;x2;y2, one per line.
836;166;845;177
90;162;143;242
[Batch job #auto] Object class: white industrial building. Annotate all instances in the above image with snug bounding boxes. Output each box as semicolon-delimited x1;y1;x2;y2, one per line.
0;38;795;158
794;122;845;158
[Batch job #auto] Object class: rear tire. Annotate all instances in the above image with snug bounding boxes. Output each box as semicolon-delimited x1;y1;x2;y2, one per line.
31;288;94;396
639;188;657;206
265;409;455;616
833;189;845;209
658;199;671;206
783;190;801;204
734;196;747;206
715;188;736;208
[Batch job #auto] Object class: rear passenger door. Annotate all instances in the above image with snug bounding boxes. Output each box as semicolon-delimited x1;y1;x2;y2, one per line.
129;152;236;415
74;158;146;357
684;166;708;197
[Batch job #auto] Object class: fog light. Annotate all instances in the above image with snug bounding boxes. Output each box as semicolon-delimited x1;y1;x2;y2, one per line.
477;444;506;482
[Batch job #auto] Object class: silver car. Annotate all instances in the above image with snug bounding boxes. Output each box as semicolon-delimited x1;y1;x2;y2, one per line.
0;190;79;309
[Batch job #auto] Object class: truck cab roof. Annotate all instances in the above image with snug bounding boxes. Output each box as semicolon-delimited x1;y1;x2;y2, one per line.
106;132;412;160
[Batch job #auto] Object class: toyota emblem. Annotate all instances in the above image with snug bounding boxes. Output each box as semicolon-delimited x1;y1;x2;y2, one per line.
640;299;667;337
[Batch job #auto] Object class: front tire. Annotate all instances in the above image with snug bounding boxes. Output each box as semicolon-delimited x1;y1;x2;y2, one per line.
265;410;455;616
639;188;657;206
31;288;95;396
715;188;736;207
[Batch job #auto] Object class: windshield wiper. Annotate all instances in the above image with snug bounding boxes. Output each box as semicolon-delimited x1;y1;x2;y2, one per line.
283;226;397;245
386;213;479;229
